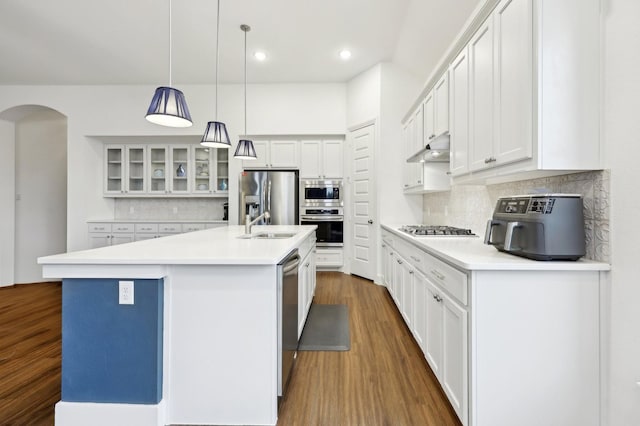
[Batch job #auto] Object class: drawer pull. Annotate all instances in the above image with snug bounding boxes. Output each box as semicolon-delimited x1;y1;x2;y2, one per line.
433;294;443;303
397;259;403;265
409;270;414;275
430;269;445;281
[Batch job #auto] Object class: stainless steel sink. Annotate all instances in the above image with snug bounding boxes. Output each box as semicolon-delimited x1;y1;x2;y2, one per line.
237;232;297;239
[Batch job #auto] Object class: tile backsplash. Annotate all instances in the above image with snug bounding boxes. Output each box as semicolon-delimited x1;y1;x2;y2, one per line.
115;198;228;221
422;170;610;262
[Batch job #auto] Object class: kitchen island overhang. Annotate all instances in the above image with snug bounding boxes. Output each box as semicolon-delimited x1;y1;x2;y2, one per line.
38;225;317;426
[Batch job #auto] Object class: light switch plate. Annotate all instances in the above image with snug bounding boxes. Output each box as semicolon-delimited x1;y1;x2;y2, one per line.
119;280;134;305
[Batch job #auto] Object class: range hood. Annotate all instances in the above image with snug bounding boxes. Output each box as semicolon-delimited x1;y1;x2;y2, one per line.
407;131;450;163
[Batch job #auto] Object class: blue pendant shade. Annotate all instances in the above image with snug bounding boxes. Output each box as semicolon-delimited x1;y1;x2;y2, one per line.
201;121;231;148
234;139;257;160
146;86;193;128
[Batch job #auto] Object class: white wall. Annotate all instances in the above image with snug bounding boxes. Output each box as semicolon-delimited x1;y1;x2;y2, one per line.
346;64;381;128
14;110;67;284
0;83;347;252
603;0;640;423
0;119;16;286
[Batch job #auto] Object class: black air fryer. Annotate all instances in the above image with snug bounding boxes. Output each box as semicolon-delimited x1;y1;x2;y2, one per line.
223;202;228;221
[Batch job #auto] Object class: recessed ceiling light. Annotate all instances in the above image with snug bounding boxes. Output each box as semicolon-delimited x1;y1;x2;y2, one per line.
339;49;352;60
254;51;267;61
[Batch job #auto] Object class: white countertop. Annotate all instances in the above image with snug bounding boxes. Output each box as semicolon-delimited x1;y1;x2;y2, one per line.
87;219;228;223
382;224;610;271
39;225;316;266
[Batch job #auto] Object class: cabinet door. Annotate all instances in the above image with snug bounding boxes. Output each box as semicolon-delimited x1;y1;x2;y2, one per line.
126;146;146;194
215;148;229;193
434;72;450;137
104;145;125;195
269;140;298;168
413;271;427;352
169;147;190;193
192;146;214;194
300;140;322;178
442;292;468;424
493;0;533;165
401;262;414;330
243;140;269;169
412;107;423;186
425;279;443;378
298;257;309;339
381;243;390;287
392;253;403;307
89;233;111;249
468;17;495;172
402;123;412;190
148;146;169;195
321;140;344;179
449;48;470;176
423;91;435;144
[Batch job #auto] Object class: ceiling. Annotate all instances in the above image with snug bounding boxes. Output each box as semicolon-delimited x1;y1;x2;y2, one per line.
0;0;480;85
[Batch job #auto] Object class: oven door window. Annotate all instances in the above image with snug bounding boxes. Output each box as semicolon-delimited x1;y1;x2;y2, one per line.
301;220;343;245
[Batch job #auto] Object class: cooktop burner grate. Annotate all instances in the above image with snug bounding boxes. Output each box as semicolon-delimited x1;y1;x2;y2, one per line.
399;225;476;236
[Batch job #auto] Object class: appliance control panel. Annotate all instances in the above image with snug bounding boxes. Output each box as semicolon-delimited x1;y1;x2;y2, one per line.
496;197;556;214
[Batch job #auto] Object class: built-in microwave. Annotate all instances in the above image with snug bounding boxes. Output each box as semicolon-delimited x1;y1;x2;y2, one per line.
301;179;343;207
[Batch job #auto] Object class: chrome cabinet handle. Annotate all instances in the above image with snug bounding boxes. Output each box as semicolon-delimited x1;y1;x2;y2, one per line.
430;269;445;281
409;270;414;275
368;219;373;224
432;294;442;303
397;259;403;265
484;157;497;164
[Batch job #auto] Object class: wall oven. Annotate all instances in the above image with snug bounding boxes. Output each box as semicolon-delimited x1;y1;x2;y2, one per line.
300;207;344;247
301;180;343;207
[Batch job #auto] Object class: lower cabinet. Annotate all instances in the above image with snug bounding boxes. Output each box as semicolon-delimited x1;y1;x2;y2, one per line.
298;237;317;339
382;233;469;425
89;221;228;247
88;223;134;248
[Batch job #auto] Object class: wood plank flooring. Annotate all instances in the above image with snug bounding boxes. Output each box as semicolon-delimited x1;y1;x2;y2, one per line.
277;272;461;426
0;282;61;426
0;274;459;426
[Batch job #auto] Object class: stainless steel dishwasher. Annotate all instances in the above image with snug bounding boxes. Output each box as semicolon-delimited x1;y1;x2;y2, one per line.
278;249;299;398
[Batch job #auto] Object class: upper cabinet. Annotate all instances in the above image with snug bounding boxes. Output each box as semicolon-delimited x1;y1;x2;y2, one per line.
424;72;450;144
403;0;602;185
104;143;228;197
243;139;299;169
300;139;344;179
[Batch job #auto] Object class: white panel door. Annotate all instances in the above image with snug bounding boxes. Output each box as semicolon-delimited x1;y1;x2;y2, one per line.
413;270;427;352
425;279;443;378
442;292;468;424
433;71;450;137
349;124;376;281
269;140;298;168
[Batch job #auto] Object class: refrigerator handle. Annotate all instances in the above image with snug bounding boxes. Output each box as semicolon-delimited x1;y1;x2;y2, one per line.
267;180;272;223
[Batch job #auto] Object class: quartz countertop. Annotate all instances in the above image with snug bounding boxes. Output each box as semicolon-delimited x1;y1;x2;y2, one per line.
87;219;228;223
39;225;316;266
382;224;610;271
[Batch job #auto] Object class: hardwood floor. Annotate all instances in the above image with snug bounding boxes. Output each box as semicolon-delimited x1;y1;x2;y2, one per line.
0;274;459;426
0;282;61;426
278;272;461;426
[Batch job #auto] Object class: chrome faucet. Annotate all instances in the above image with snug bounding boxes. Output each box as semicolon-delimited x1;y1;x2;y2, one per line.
245;211;270;234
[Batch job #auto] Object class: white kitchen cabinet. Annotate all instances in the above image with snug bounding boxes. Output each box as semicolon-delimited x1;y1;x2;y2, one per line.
300;139;344;179
399;257;414;329
468;17;495;172
424;277;444;378
412;270;427;352
449;0;600;182
441;290;467;423
104;146;147;195
88;223;134;248
106;143;228;197
423;72;449;144
449;47;471;176
403;108;424;191
315;248;343;268
298;235;317;338
243;139;299;170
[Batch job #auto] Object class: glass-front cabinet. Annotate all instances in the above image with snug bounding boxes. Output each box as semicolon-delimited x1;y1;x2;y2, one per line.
104;145;147;195
104;143;228;197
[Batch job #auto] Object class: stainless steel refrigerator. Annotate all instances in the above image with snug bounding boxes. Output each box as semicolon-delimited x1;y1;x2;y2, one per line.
239;170;299;225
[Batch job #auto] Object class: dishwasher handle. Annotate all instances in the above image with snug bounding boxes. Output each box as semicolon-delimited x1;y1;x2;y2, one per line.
282;254;300;275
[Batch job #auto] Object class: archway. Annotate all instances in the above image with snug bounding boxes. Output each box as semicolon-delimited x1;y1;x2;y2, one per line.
0;105;67;286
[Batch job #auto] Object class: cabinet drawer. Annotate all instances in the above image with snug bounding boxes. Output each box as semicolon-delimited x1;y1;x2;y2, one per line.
316;248;343;267
158;223;181;233
381;229;394;246
406;250;426;274
135;223;159;233
424;253;468;305
88;223;112;233
298;235;316;259
182;223;205;233
112;223;134;233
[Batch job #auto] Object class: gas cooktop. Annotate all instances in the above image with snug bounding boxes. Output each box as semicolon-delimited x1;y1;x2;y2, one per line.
399;225;476;237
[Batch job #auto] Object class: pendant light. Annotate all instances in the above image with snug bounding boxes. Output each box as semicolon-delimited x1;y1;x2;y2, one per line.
200;0;231;148
145;0;193;128
234;24;257;160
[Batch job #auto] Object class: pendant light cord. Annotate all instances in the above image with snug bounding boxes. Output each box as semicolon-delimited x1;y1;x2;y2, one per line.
243;25;248;135
169;0;173;87
215;0;220;119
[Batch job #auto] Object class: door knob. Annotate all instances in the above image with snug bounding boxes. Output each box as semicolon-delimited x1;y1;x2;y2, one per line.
368;219;373;224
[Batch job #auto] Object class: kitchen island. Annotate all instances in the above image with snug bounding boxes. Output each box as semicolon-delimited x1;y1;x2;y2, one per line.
38;225;317;426
381;223;610;426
